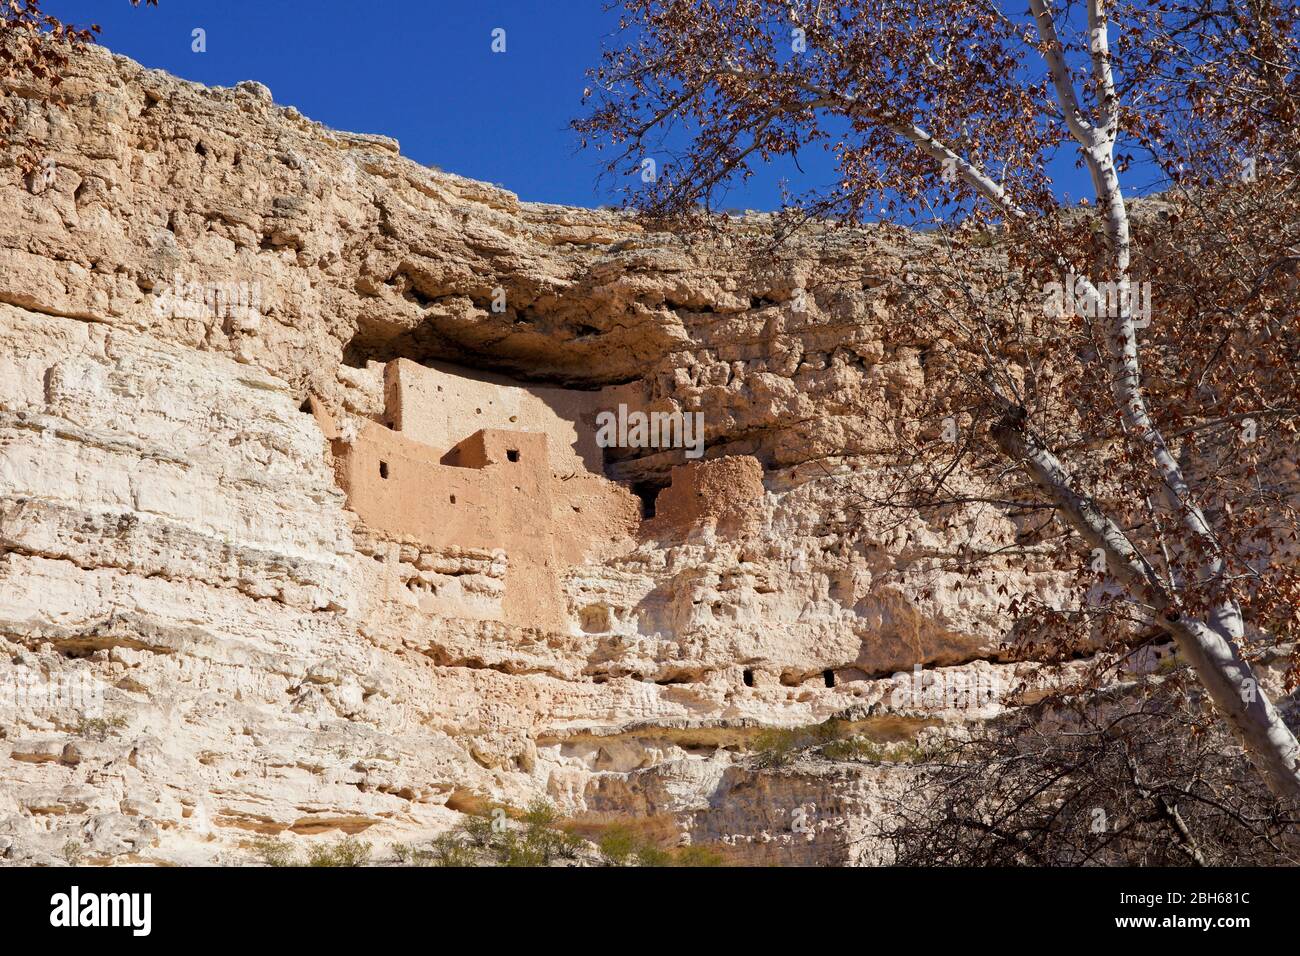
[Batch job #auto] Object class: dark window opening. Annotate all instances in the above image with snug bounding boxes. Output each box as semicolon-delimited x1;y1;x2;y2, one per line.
449;494;457;504
630;481;660;519
379;461;389;479
823;669;835;688
743;669;754;688
506;448;520;463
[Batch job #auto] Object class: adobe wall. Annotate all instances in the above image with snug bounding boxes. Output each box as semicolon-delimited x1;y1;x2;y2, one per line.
335;422;575;627
327;359;770;632
334;424;553;551
384;358;614;474
644;455;766;540
329;362;641;632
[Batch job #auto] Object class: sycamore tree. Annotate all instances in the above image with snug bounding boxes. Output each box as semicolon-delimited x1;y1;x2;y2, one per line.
881;675;1300;864
577;0;1300;800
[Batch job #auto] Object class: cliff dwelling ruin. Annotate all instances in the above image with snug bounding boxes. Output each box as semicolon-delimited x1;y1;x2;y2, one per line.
309;359;764;633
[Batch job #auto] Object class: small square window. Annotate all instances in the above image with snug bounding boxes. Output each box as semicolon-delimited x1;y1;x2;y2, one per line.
506;449;520;463
449;494;456;504
379;461;389;479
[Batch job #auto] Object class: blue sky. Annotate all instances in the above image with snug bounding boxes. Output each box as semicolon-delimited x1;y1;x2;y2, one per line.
48;0;637;206
47;0;1134;211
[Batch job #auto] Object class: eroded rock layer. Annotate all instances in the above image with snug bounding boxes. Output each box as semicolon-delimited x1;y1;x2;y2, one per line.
1;45;1071;865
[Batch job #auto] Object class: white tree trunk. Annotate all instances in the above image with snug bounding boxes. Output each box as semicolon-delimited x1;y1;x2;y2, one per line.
992;415;1300;800
1014;0;1300;800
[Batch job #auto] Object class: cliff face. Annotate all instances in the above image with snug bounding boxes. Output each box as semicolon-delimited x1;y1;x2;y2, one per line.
0;45;1070;865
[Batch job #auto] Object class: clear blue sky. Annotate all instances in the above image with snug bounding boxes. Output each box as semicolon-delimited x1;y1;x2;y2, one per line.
47;0;1131;211
47;0;641;206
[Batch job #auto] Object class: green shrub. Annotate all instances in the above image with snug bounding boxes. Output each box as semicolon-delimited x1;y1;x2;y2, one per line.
521;800;589;863
812;718;845;744
822;737;884;761
440;800;593;867
597;824;641;865
596;825;727;867
306;834;371;867
635;844;673;866
394;840;447;865
672;844;726;867
751;727;806;768
752;719;845;767
74;715;128;741
428;834;474;867
521;799;560;831
459;812;497;848
252;837;297;867
552;827;585;860
494;831;547;867
820;736;933;763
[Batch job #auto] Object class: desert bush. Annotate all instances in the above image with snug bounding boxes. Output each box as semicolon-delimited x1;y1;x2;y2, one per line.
596;823;726;867
442;800;589;866
459;812;496;848
252;837;297;867
821;737;933;764
61;840;84;865
597;824;640;865
306;834;371;867
427;834;474;867
672;844;726;867
634;844;673;866
74;715;128;741
752;718;846;767
492;830;547;867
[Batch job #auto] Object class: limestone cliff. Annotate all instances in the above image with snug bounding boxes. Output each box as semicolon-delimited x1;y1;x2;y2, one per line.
1;44;1076;865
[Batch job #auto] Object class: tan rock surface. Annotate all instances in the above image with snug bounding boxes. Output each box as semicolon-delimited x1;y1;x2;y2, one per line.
0;44;1079;865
